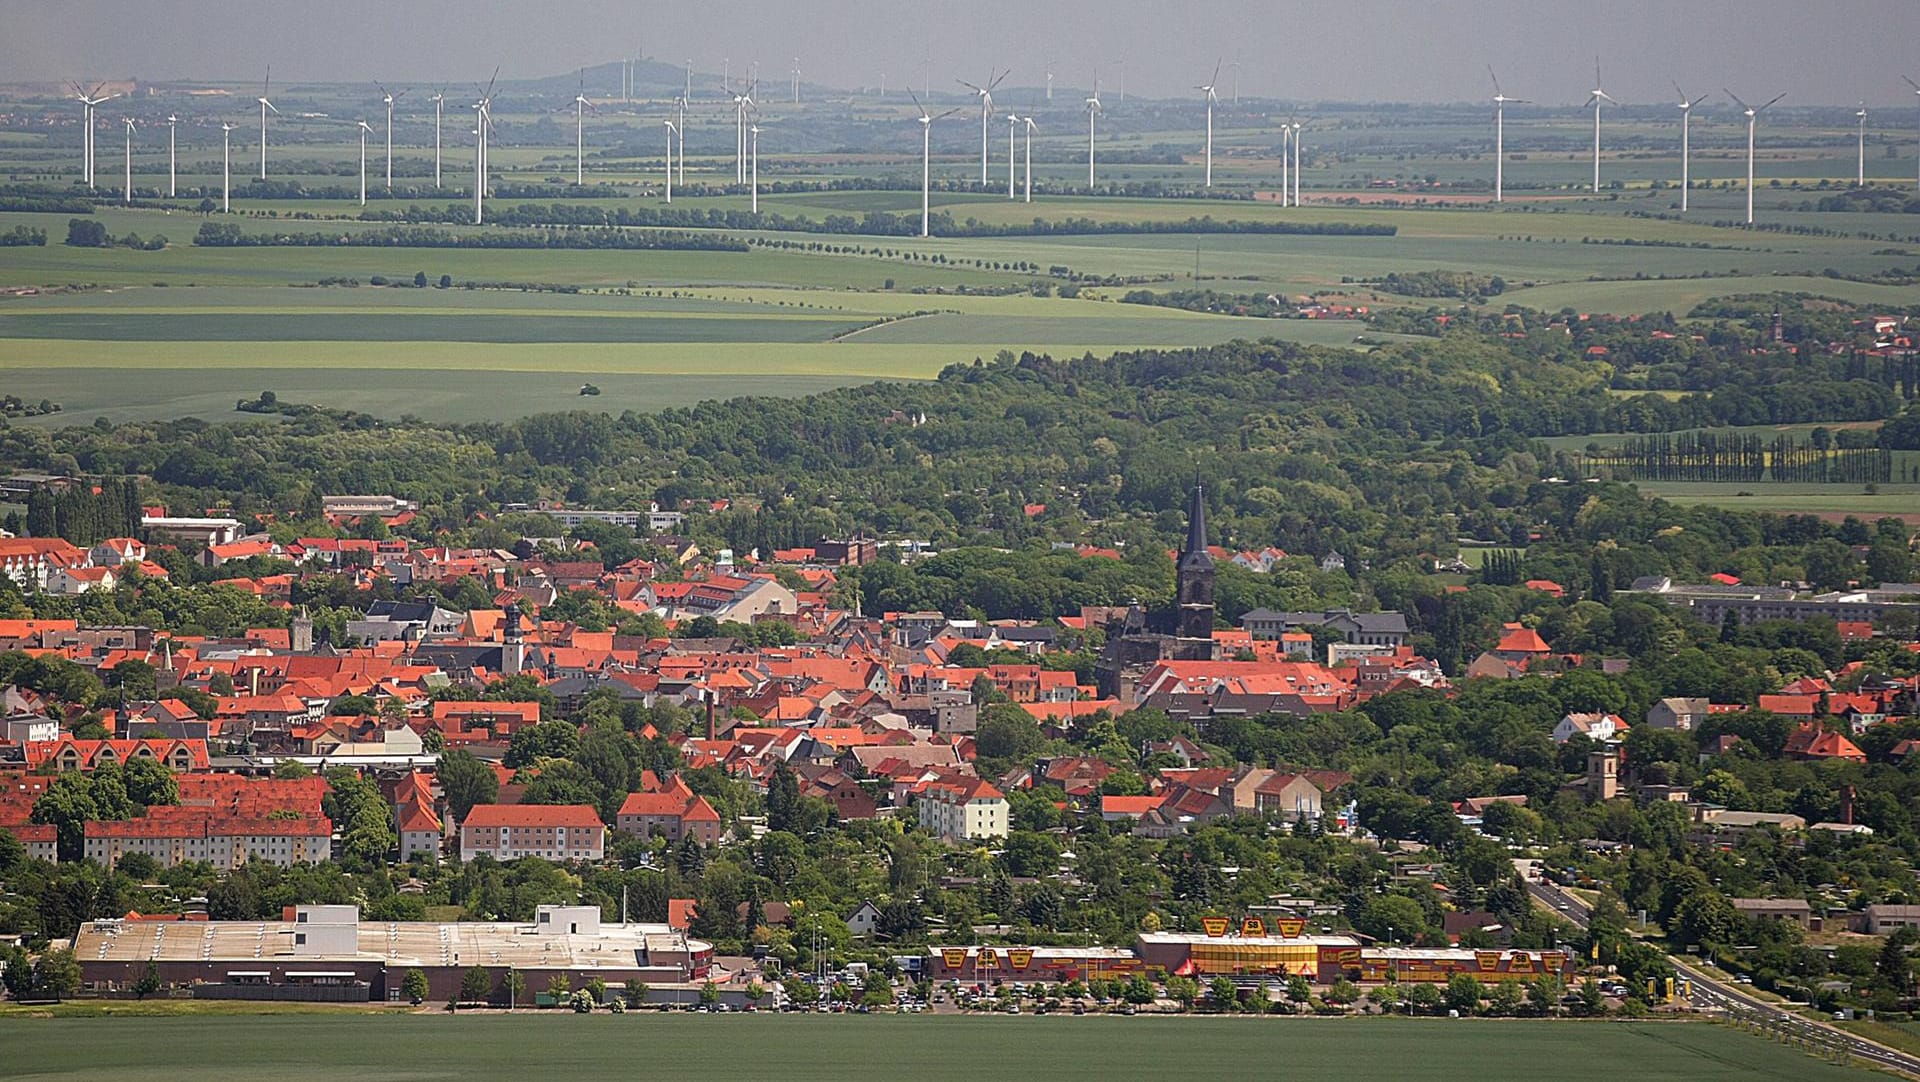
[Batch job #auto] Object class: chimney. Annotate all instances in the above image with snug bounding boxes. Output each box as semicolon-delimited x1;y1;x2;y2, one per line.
1839;783;1855;826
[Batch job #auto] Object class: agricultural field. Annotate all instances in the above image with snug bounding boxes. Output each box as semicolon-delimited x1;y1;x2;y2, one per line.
0;1014;1886;1082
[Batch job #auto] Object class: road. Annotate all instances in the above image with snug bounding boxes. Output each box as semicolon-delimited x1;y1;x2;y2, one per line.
1519;865;1920;1077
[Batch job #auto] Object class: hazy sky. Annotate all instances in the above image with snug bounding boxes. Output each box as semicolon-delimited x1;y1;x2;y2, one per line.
4;0;1915;106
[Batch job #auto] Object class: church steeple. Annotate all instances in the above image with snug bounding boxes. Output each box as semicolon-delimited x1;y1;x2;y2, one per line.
1176;485;1216;640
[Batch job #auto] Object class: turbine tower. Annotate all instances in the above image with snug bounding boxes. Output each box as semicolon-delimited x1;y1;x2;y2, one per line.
256;69;278;180
378;83;405;188
1856;103;1868;187
1045;58;1054;102
958;70;1007;187
663;120;675;203
1021;116;1037;203
1584;60;1616;194
473;68;498;225
71;83;117;188
1278;124;1290;207
750;123;761;213
1290;117;1304;207
166;114;178;197
429;90;445;188
1085;90;1103;188
792;58;800;104
355;120;373;205
1007;113;1018;199
1489;67;1527;204
122;118;135;205
1673;85;1709;212
220;122;234;212
1197;61;1221;188
1726;89;1785;225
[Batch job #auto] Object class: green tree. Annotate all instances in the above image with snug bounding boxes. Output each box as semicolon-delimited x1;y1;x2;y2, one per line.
1207;975;1238;1012
699;980;721;1006
403;968;430;1005
1165;975;1199;1011
1286;975;1313;1013
439;748;499;822
1444;973;1482;1016
133;960;161;1000
32;948;81;1000
460;964;490;1003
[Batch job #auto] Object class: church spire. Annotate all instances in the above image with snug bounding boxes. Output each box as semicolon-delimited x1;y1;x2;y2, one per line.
1179;485;1213;572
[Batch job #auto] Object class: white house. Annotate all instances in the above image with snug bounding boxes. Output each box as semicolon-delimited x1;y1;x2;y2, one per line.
1553;712;1627;744
846;900;882;937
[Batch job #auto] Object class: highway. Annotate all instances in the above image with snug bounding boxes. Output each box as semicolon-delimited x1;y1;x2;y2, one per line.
1519;865;1920;1077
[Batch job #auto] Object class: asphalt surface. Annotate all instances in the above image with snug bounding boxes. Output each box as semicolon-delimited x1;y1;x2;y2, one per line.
1521;868;1920;1077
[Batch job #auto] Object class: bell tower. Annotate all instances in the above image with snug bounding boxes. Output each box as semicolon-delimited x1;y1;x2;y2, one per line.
1176;485;1216;641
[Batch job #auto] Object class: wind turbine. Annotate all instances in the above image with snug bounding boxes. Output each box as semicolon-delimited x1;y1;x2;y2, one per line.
377;83;406;189
1905;77;1920;189
1584;59;1617;194
1085;89;1103;188
958;70;1007;187
429;90;445;187
122;118;135;204
1673;84;1709;212
1290;117;1304;207
1725;89;1785;225
1006;113;1017;198
71;83;116;188
355;120;373;205
220;122;234;212
1115;55;1126;103
570;74;598;186
165;114;178;197
257;69;278;180
685;58;692;102
1045;58;1054;102
1021;116;1037;203
663;120;675;203
473;68;498;225
1489;67;1527;204
674;96;686;184
1229;57;1242;104
910;90;960;238
1197;61;1221;187
1856;103;1868;187
792;58;800;103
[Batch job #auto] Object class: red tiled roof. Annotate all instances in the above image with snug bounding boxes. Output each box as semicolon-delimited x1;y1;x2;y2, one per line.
461;803;603;829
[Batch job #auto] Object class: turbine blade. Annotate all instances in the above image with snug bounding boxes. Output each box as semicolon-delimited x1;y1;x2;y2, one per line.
1759;93;1785;112
1212;59;1223;87
1487;65;1503;97
1724;89;1748;111
1906;75;1920;92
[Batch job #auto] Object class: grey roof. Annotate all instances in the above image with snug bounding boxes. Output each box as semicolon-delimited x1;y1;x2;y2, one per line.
1178;486;1213;574
1239;609;1408;634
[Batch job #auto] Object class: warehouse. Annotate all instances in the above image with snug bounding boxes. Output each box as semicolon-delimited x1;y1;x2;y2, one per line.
923;945;1140;983
71;904;713;1003
1135;931;1365;979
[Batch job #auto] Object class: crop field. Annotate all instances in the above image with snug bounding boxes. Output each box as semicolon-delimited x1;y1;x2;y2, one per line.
0;1014;1884;1082
1628;483;1920;521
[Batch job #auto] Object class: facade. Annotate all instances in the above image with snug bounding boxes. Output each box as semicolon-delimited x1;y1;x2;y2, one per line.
83;806;331;870
1239;608;1409;649
916;775;1009;841
615;790;724;845
458;804;605;862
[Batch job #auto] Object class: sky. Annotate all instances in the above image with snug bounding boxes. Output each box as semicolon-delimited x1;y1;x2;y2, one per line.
3;0;1916;107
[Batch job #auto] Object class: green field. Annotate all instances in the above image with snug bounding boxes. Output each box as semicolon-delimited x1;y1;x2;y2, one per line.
1631;483;1920;520
0;1014;1883;1082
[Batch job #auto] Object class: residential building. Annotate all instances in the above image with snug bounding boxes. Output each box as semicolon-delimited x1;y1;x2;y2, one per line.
83;806;331;870
458;804;605;862
916;774;1009;841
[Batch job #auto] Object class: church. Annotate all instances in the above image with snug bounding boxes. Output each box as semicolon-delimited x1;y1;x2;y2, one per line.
1095;485;1222;702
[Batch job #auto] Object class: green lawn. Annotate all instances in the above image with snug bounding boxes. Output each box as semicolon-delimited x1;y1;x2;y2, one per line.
0;1014;1882;1082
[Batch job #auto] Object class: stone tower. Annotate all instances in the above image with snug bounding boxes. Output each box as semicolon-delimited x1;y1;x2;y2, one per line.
502;600;526;677
1176;485;1216;642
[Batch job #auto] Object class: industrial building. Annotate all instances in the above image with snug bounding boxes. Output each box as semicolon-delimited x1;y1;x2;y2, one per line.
71;904;713;1003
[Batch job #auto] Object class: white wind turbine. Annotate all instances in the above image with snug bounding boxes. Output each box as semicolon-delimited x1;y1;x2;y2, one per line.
663;120;676;202
1905;77;1920;189
958;70;1008;187
355;120;373;205
1856;103;1868;187
1489;67;1527;204
165;114;178;197
1725;89;1785;225
570;74;598;186
674;96;687;185
122;118;135;204
71;83;116;188
220;122;234;212
685;59;693;102
1584;60;1617;194
377;83;406;188
1198;60;1222;187
1673;84;1709;212
1021;116;1036;203
473;68;498;226
429;90;445;187
1085;89;1103;188
1230;57;1242;104
256;69;278;180
1045;58;1054;102
792;58;800;104
1007;112;1018;198
910;90;960;238
1290;117;1305;207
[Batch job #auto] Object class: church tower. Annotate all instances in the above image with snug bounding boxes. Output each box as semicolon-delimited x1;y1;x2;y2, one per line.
502;601;526;677
1176;485;1216;641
